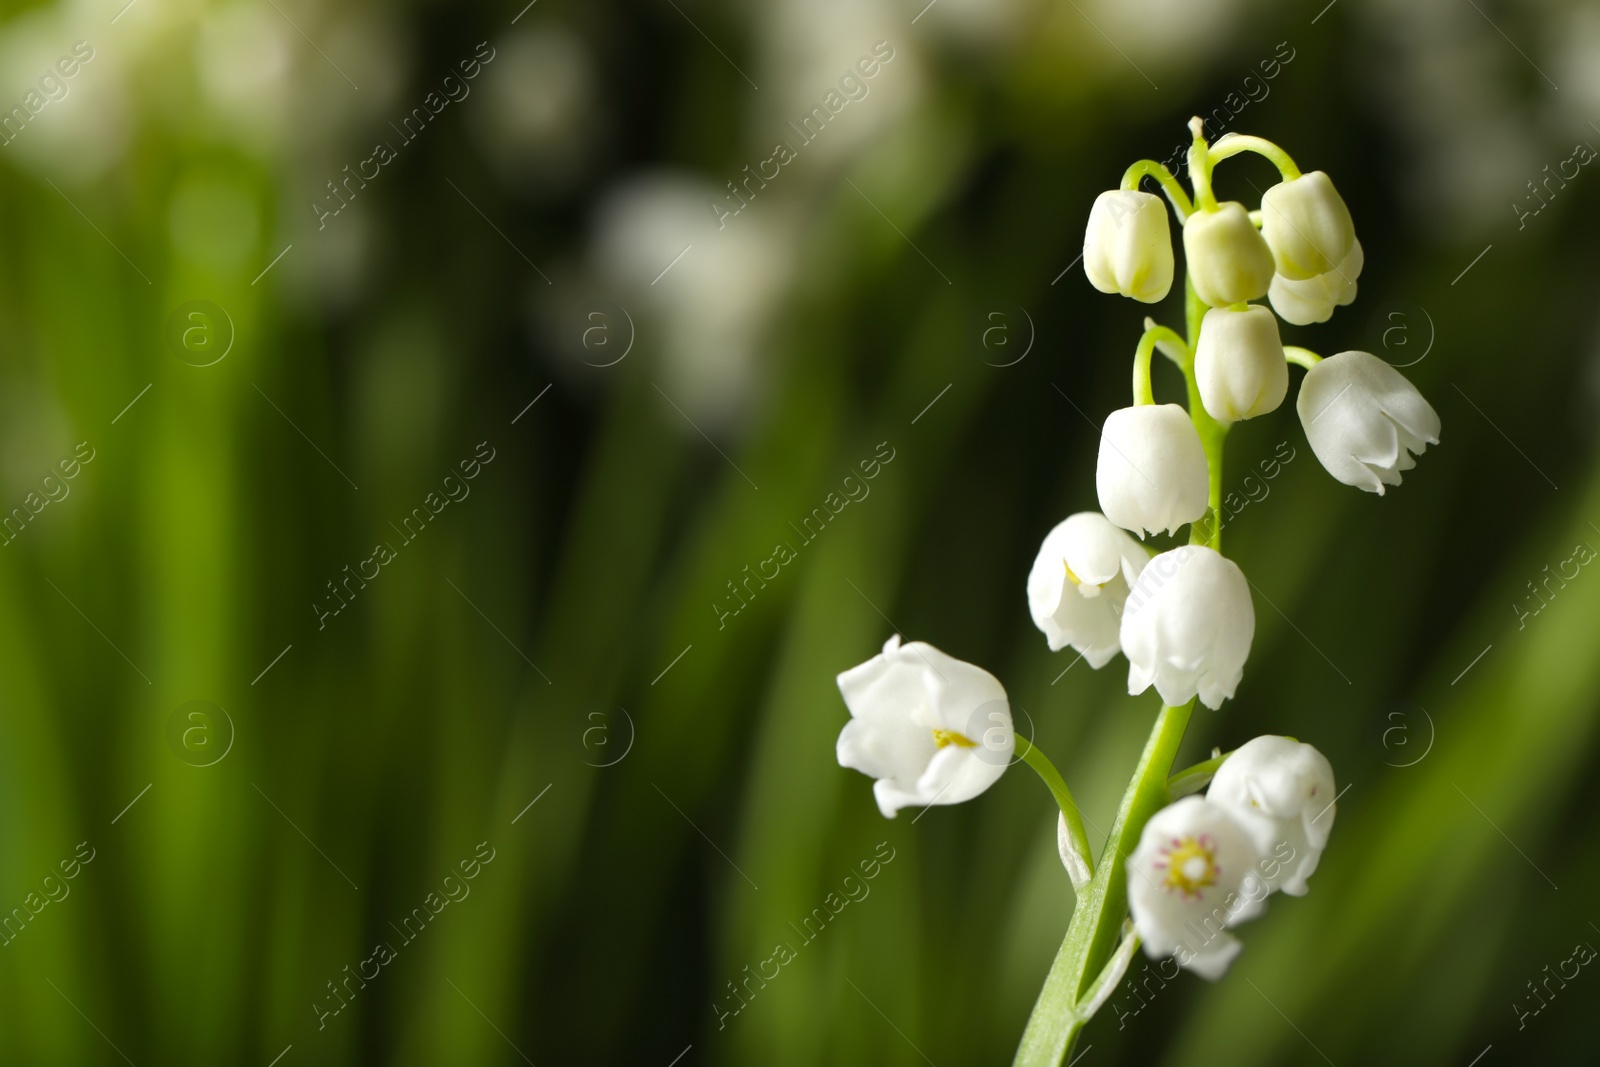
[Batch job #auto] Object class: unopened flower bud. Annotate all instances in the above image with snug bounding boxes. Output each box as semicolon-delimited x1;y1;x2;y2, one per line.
1084;190;1175;304
1095;405;1209;538
1183;202;1275;307
1260;171;1356;281
1194;305;1288;422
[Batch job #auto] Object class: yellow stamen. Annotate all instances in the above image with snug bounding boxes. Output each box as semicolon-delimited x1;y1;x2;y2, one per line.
1159;834;1220;899
931;728;977;749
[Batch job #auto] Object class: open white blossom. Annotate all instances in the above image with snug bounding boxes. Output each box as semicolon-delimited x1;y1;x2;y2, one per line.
1127;796;1269;980
1183;201;1276;307
1120;546;1254;710
1296;351;1441;494
1208;736;1337;896
1084;190;1175;304
1027;513;1150;668
1268;240;1363;326
836;635;1014;818
1260;171;1356;280
1096;405;1209;539
1193;305;1288;422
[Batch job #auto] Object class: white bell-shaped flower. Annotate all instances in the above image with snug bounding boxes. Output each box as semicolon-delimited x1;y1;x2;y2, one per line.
1183;201;1275;307
1268;240;1363;326
1027;512;1150;668
1120;545;1254;710
1127;795;1269;980
1095;405;1209;539
1193;305;1288;422
1260;171;1356;281
1083;190;1175;304
1207;735;1337;896
836;635;1014;818
1296;351;1441;495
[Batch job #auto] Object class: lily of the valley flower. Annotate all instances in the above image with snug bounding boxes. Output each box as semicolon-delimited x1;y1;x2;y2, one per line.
1208;735;1337;896
1193;304;1288;422
836;635;1014;818
1268;240;1363;326
1096;405;1209;539
1127;795;1269;980
1183;201;1276;307
1259;171;1356;280
1027;512;1150;668
1084;190;1175;304
1296;351;1441;495
1120;545;1254;710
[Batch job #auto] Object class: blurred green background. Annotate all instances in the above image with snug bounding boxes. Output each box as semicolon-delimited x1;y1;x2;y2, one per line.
0;0;1596;1063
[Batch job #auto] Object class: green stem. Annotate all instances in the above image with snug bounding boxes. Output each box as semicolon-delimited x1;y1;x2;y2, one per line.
1181;279;1229;551
1186;118;1219;212
1208;134;1302;181
1283;345;1323;370
1012;701;1196;1067
1131;325;1187;406
1018;737;1093;882
1167;749;1232;800
1120;159;1195;221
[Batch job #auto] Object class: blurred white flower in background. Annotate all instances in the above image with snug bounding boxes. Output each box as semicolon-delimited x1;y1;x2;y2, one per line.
591;172;790;434
909;0;1026;51
195;3;297;150
468;24;600;193
0;4;130;184
1357;0;1538;237
1092;0;1244;66
754;0;922;170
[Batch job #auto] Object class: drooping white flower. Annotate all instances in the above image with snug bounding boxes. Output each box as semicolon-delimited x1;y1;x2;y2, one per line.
1260;171;1356;281
1193;305;1288;422
1027;513;1150;668
836;635;1014;818
1207;735;1337;896
1095;405;1209;539
1127;795;1269;980
1120;545;1254;710
1296;351;1441;495
1084;190;1175;304
1268;240;1363;326
1183;201;1276;308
